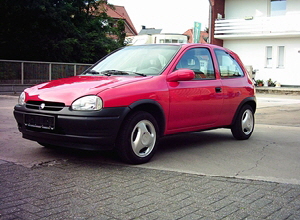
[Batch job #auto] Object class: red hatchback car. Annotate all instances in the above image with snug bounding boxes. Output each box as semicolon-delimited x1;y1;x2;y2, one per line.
14;44;256;164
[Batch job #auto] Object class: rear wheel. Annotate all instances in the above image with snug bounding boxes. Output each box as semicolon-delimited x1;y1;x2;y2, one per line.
116;111;159;164
231;104;254;140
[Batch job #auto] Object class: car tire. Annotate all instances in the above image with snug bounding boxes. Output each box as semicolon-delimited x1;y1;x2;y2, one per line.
38;142;56;148
231;104;254;140
116;111;159;164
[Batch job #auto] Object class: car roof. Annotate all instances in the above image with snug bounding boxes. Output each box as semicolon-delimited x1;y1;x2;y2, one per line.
130;43;230;51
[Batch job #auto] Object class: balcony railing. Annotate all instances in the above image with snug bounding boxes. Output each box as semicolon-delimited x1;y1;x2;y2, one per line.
214;13;300;39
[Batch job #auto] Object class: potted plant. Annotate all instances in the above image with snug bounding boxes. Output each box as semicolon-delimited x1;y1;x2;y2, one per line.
256;79;264;87
267;78;276;87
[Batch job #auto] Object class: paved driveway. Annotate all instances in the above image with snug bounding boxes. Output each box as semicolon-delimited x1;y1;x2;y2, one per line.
0;94;300;184
1;94;300;219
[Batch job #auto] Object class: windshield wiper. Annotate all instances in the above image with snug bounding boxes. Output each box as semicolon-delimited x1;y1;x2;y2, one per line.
99;70;147;77
100;70;128;76
85;69;147;77
132;72;147;77
84;70;110;76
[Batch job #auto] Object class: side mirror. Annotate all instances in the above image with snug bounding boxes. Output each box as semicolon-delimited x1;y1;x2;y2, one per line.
166;69;195;82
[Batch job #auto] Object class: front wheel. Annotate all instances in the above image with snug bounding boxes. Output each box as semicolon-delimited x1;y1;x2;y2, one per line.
38;142;56;148
116;111;159;164
231;104;254;140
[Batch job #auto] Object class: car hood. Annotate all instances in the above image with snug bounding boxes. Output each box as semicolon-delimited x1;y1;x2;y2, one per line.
24;75;152;105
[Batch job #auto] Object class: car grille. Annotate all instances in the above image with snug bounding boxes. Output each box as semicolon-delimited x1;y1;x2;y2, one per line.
26;101;65;111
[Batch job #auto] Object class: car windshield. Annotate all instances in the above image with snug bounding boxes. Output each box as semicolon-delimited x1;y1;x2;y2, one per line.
84;45;181;76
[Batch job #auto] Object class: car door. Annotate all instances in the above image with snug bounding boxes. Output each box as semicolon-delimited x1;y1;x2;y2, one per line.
214;49;252;125
167;47;224;131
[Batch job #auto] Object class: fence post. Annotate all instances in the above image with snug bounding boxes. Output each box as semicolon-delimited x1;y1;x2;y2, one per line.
21;62;24;85
74;64;76;76
49;63;52;81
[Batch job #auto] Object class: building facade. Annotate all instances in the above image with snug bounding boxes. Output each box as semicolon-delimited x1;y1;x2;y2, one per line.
209;0;300;87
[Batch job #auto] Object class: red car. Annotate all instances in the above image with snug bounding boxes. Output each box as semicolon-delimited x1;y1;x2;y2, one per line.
14;44;256;164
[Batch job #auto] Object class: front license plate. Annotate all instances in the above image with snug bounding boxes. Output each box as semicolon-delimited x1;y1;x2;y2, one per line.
24;114;55;130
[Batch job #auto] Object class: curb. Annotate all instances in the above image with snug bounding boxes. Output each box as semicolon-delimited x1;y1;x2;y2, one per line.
256;87;300;95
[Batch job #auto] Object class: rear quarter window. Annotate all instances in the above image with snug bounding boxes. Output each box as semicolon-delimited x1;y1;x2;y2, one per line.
215;49;244;78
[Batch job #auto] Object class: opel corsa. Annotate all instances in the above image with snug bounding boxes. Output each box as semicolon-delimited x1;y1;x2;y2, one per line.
14;44;256;164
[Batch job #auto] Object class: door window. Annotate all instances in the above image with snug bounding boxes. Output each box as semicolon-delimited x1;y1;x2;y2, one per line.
176;48;215;80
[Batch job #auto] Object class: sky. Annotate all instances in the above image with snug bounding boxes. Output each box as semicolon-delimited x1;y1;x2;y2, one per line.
108;0;210;34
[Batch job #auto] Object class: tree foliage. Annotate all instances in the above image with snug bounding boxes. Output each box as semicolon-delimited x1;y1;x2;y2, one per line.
0;0;125;63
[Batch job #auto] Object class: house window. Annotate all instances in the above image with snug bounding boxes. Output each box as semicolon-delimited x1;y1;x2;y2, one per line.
270;0;286;16
266;46;273;68
277;46;285;68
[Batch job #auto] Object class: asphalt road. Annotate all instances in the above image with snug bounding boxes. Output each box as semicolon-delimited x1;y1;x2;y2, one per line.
1;94;300;185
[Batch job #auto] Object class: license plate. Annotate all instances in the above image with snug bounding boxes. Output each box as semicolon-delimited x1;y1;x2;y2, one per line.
24;114;55;130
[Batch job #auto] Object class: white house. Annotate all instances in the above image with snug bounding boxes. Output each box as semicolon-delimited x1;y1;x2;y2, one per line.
209;0;300;87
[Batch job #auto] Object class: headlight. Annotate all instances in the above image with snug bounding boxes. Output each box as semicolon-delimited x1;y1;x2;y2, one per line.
18;92;26;105
71;96;103;111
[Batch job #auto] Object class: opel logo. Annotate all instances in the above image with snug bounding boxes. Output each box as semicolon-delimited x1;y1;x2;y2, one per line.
39;103;46;110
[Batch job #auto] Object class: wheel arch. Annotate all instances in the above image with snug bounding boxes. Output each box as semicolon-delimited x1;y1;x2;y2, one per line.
231;97;256;126
125;99;166;137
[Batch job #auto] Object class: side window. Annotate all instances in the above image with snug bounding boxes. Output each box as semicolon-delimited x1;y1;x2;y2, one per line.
215;49;244;78
176;48;215;80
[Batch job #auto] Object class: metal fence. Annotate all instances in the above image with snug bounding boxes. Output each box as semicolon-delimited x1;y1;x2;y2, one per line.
0;60;92;85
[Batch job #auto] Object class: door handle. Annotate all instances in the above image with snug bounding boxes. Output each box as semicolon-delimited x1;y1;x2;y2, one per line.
215;87;222;93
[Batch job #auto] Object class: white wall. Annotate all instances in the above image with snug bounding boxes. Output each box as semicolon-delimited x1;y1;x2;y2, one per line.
287;0;300;15
225;0;300;19
225;0;268;19
224;38;300;86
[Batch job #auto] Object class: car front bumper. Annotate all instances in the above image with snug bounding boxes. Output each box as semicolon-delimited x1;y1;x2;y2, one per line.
13;105;130;150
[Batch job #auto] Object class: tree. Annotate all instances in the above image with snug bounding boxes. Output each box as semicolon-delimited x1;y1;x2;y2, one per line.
0;0;125;63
